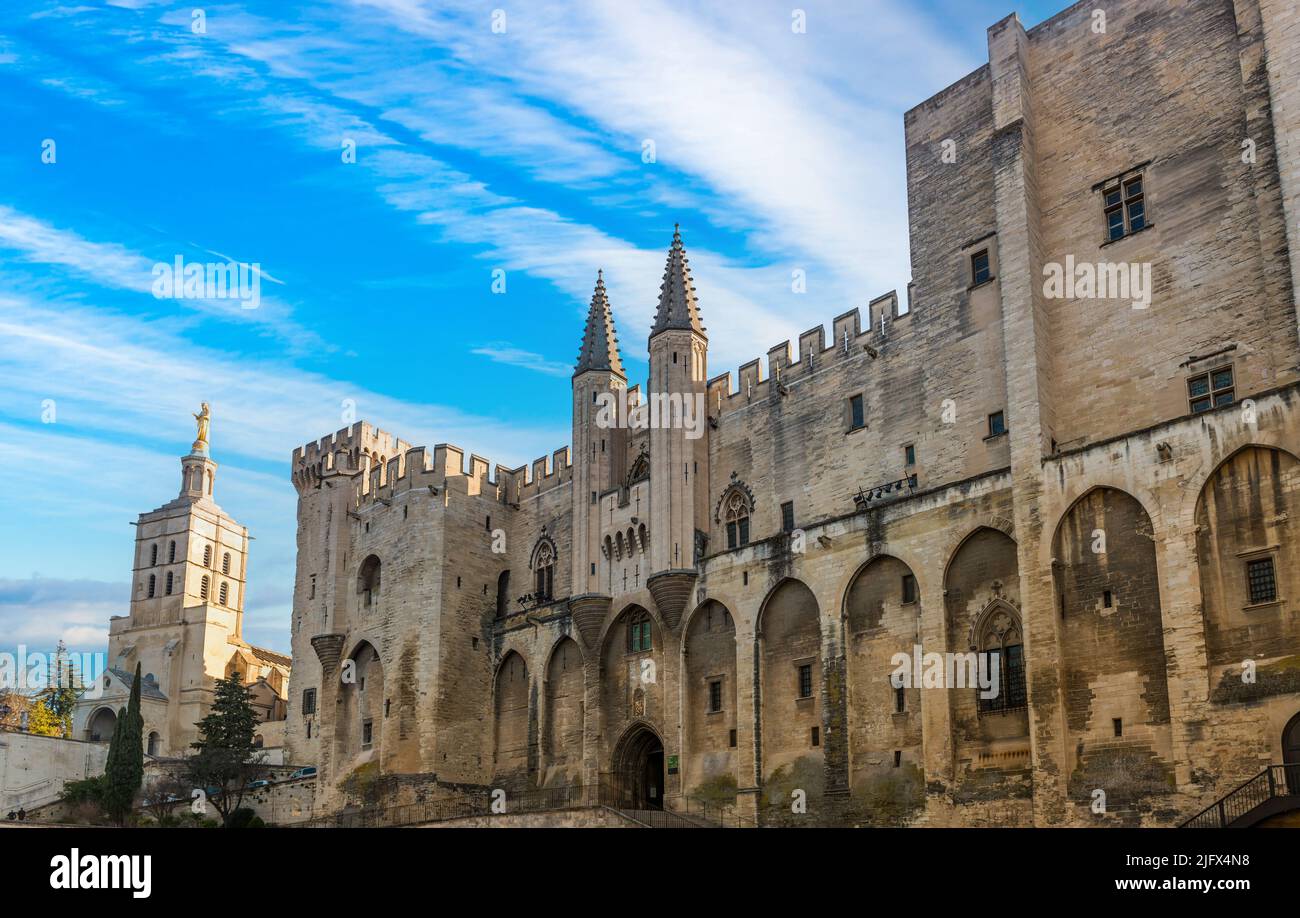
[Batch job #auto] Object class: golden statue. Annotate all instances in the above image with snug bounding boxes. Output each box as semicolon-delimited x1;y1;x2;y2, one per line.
193;402;211;449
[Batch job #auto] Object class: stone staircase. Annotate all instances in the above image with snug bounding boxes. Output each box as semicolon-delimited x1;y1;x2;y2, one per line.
1182;764;1300;827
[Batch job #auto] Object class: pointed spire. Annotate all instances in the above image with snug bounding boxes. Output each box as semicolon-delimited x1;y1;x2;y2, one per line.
651;224;705;338
574;269;626;378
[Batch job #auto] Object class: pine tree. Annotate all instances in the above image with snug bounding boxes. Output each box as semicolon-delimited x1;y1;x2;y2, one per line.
188;672;265;826
101;664;145;825
42;641;80;736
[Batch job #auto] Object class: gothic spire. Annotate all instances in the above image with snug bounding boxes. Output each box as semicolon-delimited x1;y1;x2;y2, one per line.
650;224;705;338
574;269;626;378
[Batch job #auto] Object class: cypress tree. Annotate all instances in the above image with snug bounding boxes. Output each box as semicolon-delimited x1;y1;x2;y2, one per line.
102;664;145;825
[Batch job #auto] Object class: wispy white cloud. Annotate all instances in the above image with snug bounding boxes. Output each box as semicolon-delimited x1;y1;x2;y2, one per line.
471;343;573;378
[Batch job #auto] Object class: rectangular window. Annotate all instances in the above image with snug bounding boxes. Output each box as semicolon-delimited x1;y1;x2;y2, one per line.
738;517;750;547
309;574;316;600
904;444;916;466
970;249;991;286
781;501;795;533
987;411;1006;437
894;750;902;768
708;679;723;713
1103;173;1146;241
849;394;865;431
810;726;820;747
797;663;813;699
726;521;737;549
895;685;906;714
302;688;317;715
729;729;737;748
362;720;373;747
1188;366;1234;414
902;574;917;604
1247;557;1277;604
1112;718;1123;738
1103;589;1113;608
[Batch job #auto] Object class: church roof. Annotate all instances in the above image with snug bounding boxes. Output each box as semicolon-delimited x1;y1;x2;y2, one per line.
650;225;705;338
107;667;168;701
574;270;626;378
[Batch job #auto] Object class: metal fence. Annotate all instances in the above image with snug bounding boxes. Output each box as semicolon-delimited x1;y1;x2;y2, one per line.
1181;764;1299;827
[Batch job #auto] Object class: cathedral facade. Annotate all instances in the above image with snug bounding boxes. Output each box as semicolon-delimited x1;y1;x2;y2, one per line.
284;0;1300;826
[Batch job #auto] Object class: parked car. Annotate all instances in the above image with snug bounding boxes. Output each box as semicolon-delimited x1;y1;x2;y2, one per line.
286;766;317;781
246;779;271;790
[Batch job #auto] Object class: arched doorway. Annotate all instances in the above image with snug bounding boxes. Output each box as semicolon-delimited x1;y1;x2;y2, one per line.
87;707;117;743
1284;713;1300;794
609;724;665;810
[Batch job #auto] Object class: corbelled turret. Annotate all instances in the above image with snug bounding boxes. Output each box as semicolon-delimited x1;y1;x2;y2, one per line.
575;269;626;378
650;224;706;339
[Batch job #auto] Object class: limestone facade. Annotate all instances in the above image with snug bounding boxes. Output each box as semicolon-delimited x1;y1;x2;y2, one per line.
285;0;1300;825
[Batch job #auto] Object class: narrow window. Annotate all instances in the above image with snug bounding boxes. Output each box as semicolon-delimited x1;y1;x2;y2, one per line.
302;688;317;715
895;685;906;713
894;750;902;768
849;394;865;431
627;612;652;653
1112;718;1123;738
729;729;737;748
902;574;917;604
987;411;1006;437
1188;366;1234;413
147;574;156;598
1102;589;1113;608
590;562;596;576
810;726;820;747
362;720;373;747
165;572;174;595
222;552;231;575
149;544;158;566
970;249;991;285
1246;557;1277;604
219;582;229;606
742;571;748;586
203;545;212;567
200;575;210;600
708;679;723;713
168;541;176;563
797;663;813;699
781;501;795;533
485;515;491;531
309;574;316;600
904;444;916;466
1103;173;1146;241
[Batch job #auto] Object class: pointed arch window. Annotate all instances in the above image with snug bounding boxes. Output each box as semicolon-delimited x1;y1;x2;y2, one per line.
720;487;752;549
165;572;174;595
533;539;556;602
975;604;1027;714
149;544;158;566
168;541;176;563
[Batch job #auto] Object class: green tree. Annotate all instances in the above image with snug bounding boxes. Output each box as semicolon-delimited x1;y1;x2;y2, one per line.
187;672;266;826
41;641;80;736
102;663;144;825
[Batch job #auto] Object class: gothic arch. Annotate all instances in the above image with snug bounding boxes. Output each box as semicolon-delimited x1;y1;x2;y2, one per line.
493;650;532;787
714;477;755;523
941;518;1016;586
542;637;584;786
757;578;822;791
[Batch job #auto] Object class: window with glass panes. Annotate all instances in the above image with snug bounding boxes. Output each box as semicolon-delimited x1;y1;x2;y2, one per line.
627;613;652;653
708;679;723;713
1188;366;1234;413
1104;174;1146;241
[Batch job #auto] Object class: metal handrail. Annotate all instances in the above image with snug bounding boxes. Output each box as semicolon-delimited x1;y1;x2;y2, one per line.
1181;764;1299;827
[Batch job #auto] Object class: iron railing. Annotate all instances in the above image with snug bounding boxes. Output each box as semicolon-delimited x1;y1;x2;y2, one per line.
1181;764;1300;827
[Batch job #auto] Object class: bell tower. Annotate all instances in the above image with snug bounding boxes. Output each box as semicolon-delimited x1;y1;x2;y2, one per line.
646;225;709;630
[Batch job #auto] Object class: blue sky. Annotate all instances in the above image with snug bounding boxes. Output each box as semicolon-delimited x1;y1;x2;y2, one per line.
0;0;1061;659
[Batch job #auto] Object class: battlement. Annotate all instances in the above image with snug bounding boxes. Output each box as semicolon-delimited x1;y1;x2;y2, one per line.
705;293;911;416
291;421;572;510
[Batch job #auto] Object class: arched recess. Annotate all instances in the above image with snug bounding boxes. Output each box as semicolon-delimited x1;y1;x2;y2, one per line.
147;731;160;756
493;651;533;788
609;721;665;809
944;526;1028;768
495;570;511;620
337;640;385;768
1195;446;1300;699
683;600;738;799
758;579;822;805
356;555;381;626
542;638;583;787
843;555;922;791
87;707;117;743
601;604;663;758
1053;487;1172;798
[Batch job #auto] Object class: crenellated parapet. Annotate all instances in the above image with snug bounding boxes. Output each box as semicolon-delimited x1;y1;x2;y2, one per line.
704;292;912;419
291;422;413;494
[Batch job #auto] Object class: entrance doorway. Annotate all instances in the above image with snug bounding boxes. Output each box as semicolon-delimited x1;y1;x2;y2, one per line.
609;724;665;810
1284;712;1300;794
